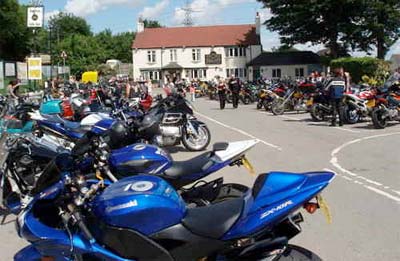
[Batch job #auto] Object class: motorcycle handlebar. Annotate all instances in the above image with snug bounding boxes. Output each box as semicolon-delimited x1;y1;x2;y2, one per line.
67;203;95;242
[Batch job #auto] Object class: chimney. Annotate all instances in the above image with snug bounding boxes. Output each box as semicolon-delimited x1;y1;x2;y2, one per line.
255;12;261;35
137;16;144;33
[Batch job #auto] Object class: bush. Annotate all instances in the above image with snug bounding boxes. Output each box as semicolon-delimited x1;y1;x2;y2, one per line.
330;57;390;85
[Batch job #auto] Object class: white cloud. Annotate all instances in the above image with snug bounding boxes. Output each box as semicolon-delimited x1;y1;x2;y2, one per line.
45;10;60;21
64;0;144;17
140;0;169;20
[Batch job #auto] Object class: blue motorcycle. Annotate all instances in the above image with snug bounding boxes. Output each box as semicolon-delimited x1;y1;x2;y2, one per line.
12;151;335;260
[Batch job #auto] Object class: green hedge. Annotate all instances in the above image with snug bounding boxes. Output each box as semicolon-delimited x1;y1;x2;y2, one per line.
330;57;390;84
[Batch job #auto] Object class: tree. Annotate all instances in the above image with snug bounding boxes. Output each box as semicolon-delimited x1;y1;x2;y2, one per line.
356;0;400;59
0;0;32;60
110;32;135;63
257;0;364;58
271;44;299;52
143;19;163;28
48;12;91;43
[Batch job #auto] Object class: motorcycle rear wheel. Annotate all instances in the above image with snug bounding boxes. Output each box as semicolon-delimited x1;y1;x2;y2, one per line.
371;108;388;129
272;245;322;261
182;125;211;151
310;104;325;122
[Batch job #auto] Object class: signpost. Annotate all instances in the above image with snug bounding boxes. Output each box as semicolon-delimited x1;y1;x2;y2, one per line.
27;6;44;28
61;51;67;81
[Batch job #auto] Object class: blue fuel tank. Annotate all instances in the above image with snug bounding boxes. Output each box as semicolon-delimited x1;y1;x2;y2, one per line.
92;175;186;235
109;143;172;178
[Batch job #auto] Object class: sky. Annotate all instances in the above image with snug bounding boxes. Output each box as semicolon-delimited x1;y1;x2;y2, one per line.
21;0;400;59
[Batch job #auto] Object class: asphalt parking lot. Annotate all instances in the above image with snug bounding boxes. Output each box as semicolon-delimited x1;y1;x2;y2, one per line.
1;96;399;260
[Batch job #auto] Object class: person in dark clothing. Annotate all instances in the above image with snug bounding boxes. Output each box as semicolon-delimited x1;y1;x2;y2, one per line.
217;79;227;109
228;75;241;109
325;69;346;126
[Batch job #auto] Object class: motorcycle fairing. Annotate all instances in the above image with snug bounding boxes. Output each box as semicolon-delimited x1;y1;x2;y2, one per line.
223;171;335;239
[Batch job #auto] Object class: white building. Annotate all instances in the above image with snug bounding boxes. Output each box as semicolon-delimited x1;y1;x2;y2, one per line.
132;15;262;82
389;54;400;72
247;51;323;80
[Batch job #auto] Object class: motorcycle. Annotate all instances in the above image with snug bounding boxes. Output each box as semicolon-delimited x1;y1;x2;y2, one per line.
131;94;211;151
271;83;315;115
371;93;400;129
309;89;332;122
12;148;335;261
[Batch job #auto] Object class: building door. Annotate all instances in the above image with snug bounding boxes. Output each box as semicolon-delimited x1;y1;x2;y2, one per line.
253;67;261;80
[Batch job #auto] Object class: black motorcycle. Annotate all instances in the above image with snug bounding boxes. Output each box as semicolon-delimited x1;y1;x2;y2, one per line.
130;94;211;151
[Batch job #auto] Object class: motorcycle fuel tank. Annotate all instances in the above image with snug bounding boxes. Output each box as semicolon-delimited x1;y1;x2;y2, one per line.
92;175;186;235
109;143;172;177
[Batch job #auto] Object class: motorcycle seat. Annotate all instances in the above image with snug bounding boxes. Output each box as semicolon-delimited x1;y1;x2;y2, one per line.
164;152;214;179
43;114;84;131
182;198;243;239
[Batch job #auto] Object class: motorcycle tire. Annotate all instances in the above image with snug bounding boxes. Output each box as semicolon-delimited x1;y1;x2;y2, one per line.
342;105;360;124
227;94;233;103
371;108;388;129
273;245;322;261
271;100;285;115
256;102;263;110
242;96;251;105
310;104;325;122
182;124;211;151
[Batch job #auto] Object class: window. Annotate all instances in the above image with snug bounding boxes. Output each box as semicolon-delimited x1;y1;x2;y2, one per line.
147;50;156;63
295;68;304;77
227;47;247;57
141;70;160;80
226;69;230;78
170;49;177;62
192;49;201;62
244;68;247;77
272;68;282;78
239;68;244;78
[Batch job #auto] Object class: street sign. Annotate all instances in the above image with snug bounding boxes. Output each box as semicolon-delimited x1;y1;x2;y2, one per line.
28;57;42;80
27;6;44;28
61;51;67;59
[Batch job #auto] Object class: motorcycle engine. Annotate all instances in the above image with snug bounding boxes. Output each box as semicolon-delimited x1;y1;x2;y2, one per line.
159;126;181;137
154;135;178;147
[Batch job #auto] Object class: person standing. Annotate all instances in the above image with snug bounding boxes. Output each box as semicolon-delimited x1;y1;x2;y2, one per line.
228;75;241;109
325;68;346;126
217;78;227;109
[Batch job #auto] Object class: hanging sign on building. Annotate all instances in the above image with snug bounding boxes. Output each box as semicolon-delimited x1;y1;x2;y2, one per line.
27;6;44;28
205;51;222;65
28;57;42;80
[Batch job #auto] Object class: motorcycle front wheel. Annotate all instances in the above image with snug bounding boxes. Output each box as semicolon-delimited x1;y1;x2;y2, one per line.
342;105;360;124
271;100;285;115
182;124;211;151
371;108;388;129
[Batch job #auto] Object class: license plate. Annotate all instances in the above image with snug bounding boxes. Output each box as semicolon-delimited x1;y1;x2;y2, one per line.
317;194;332;224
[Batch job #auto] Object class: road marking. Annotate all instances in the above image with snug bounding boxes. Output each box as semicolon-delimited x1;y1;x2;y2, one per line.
279;115;302;121
195;111;282;151
334;127;360;133
330;132;400;202
364;186;400;202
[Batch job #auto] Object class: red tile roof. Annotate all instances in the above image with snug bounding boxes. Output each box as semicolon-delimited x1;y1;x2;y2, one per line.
132;24;260;49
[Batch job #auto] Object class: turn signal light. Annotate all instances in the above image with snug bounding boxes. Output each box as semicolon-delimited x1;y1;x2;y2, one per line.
304;202;319;214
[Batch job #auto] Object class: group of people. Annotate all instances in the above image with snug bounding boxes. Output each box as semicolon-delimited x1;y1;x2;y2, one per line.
216;75;242;110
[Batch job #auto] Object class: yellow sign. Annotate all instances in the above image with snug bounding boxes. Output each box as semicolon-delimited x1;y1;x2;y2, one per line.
28;58;42;80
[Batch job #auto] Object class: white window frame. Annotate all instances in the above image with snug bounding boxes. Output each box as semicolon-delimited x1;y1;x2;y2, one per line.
170;49;177;62
272;68;282;78
192;49;201;62
147;50;156;63
295;68;304;78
